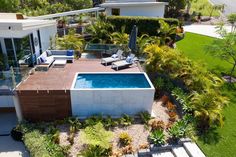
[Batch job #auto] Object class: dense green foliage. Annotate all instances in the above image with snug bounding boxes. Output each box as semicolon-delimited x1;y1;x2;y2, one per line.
80;122;113;149
0;0;92;16
23;130;64;157
106;16;179;37
144;45;228;130
56;29;84;51
149;129;165;145
205;30;236;82
159;0;186;18
177;33;236;157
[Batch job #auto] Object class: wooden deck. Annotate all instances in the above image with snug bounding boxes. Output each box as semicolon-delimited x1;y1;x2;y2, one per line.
17;59;141;91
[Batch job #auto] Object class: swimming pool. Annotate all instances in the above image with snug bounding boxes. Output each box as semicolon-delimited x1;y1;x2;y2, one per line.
74;73;151;89
70;72;155;117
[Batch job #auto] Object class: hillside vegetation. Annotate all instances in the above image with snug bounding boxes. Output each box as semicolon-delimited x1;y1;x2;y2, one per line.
0;0;92;16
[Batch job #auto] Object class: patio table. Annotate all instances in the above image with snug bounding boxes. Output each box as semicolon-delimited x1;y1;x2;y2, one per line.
53;59;67;68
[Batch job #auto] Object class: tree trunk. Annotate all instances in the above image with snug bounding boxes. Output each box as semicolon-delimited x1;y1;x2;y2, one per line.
229;62;236;83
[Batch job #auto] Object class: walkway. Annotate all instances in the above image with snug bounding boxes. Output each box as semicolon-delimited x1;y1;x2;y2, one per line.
0;113;29;157
183;24;231;38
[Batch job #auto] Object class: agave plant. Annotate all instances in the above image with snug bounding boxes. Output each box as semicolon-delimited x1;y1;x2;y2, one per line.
168;121;186;142
149;129;165;146
139;111;153;125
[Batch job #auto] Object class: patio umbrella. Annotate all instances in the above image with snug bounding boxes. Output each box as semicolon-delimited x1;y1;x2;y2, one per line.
128;25;138;53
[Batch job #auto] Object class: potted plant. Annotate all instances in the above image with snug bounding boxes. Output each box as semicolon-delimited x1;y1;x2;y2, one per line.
11;125;23;142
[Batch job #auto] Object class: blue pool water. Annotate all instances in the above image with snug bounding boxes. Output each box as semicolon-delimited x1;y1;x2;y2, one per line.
74;73;151;88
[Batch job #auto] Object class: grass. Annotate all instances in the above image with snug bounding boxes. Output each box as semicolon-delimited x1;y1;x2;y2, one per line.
177;32;236;157
191;0;220;17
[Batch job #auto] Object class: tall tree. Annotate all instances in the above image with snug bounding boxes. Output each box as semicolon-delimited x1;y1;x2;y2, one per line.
206;27;236;82
159;0;186;17
0;0;20;12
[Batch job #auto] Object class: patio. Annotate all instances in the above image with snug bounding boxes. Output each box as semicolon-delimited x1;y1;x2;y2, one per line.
17;59;141;91
15;59;142;121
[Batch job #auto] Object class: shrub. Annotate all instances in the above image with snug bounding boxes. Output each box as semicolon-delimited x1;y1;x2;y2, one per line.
138;111;153;125
84;115;103;127
68;117;81;131
106;16;179;37
148;119;165;131
103;115;119;129
149;129;165;146
119;114;134;126
79;145;111;157
80;122;113;149
144;45;228;129
23;130;64;157
119;132;133;146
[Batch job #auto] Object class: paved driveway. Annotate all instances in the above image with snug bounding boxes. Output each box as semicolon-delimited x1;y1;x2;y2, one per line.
210;0;236;15
0;136;29;157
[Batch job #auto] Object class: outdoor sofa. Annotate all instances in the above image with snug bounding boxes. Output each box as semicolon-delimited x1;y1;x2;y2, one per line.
36;50;74;71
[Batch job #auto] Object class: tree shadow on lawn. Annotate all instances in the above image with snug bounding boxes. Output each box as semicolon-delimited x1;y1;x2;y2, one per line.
198;127;222;145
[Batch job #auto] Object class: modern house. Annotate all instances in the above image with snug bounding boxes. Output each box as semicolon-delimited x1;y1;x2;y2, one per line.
0;13;57;116
100;0;167;17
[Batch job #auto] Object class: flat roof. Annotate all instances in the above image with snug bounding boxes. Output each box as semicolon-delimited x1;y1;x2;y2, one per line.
29;7;105;20
0;19;56;31
100;2;168;7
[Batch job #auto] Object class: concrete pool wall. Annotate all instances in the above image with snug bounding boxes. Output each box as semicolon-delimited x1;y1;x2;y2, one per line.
70;72;155;117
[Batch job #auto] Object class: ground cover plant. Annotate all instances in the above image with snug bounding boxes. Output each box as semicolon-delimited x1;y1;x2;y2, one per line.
177;32;236;157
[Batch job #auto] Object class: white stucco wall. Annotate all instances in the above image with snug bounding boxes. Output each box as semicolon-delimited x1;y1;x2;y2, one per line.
39;25;57;53
71;89;155;117
0;96;14;107
105;4;166;17
70;72;155;117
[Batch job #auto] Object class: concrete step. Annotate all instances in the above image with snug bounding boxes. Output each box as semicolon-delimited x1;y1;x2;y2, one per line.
172;146;189;157
152;151;175;157
183;142;205;157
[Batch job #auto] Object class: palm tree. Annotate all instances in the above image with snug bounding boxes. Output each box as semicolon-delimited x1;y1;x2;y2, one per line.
190;88;228;130
110;26;129;45
86;20;113;44
56;29;84;58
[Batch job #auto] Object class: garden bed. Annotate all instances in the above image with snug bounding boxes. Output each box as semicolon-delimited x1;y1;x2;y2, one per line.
17;97;190;157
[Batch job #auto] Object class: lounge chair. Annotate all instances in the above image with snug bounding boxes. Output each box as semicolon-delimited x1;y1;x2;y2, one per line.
111;54;136;71
101;49;124;66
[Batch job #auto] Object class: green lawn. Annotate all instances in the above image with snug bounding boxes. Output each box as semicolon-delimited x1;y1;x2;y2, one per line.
177;32;236;157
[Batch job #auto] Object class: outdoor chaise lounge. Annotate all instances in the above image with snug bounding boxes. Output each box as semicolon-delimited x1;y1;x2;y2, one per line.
111;54;136;71
101;49;124;66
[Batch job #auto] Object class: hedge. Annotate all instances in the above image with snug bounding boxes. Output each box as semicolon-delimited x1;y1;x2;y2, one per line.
106;16;179;36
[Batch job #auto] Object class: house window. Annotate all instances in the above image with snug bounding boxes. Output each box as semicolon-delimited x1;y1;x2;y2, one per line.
112;8;120;16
